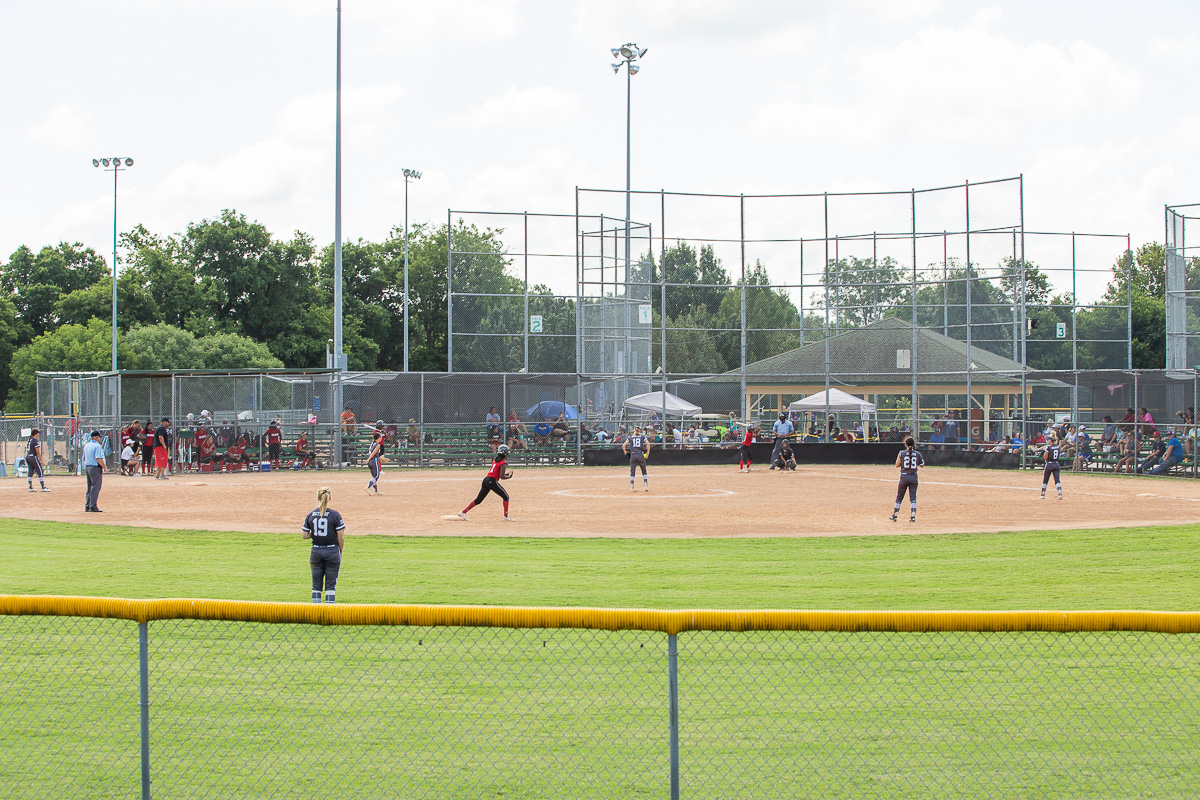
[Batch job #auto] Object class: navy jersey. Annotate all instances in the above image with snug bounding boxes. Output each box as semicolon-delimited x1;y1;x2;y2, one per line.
628;435;648;457
899;448;924;474
26;436;40;460
302;508;345;547
368;433;385;458
1044;444;1061;463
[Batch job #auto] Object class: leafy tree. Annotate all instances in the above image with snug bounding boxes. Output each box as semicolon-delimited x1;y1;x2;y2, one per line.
715;262;806;366
654;242;731;320
196;333;284;370
1106;243;1164;301
122;324;206;370
0;296;21;406
53;272;158;330
7;318;128;411
183;210;319;359
121;225;206;330
821;255;909;327
653;308;729;375
0;243;107;342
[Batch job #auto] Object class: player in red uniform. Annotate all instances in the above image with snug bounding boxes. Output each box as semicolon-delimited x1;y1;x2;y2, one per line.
265;420;283;469
456;444;514;521
738;424;758;472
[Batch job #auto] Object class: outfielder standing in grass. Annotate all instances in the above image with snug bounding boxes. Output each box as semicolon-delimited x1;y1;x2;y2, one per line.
302;487;345;603
890;436;924;523
624;426;650;491
457;444;514;521
25;428;48;492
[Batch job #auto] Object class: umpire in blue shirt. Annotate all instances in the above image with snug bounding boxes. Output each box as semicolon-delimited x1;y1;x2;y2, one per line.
83;429;107;512
769;412;794;469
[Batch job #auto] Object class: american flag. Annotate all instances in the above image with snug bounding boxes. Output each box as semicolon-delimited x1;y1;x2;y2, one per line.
1107;383;1124;395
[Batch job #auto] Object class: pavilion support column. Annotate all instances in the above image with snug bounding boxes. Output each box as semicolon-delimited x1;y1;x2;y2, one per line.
984;393;992;441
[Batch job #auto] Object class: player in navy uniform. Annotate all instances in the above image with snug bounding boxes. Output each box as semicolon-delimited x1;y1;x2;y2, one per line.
623;426;650;491
890;436;924;522
25;428;48;492
302;487;346;603
365;424;385;495
457;444;514;521
1040;441;1063;500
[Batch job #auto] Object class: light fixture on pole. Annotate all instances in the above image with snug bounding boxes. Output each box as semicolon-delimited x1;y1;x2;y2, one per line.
401;168;422;372
92;156;134;372
610;42;646;377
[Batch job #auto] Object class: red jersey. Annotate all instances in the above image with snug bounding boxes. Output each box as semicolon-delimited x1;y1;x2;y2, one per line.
486;458;507;479
265;429;282;445
121;427;135;449
228;443;245;460
194;428;210;449
742;429;754;447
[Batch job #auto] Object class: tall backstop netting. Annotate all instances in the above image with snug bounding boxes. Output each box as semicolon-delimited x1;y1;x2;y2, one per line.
1166;203;1200;370
3;597;1198;799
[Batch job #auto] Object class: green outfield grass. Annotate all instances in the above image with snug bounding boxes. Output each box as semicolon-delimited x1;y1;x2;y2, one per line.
7;517;1200;609
5;519;1199;799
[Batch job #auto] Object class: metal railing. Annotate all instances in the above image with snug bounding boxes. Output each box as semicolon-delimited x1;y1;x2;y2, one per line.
3;597;1198;799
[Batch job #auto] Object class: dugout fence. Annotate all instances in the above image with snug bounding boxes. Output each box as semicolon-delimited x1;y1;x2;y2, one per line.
2;596;1198;799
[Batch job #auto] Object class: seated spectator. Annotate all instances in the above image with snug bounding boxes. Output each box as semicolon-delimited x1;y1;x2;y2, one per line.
1120;407;1136;433
774;441;797;471
988;436;1012;454
1186;436;1196;459
612;427;628;446
1061;425;1078;459
579;422;594;444
486;406;502;441
672;426;683;446
551;413;571;444
928;428;945;450
405;419;419;448
1137;430;1166;474
340;406;357;435
1100;416;1118;449
1072;426;1093;471
593;426;610;443
533;420;553;446
1139;407;1156;437
1177;407;1196;426
1009;434;1023;453
1149;430;1184;475
1114;431;1136;473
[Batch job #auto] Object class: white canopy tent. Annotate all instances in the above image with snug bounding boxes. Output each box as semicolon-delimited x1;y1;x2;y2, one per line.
789;388;878;441
623;391;702;417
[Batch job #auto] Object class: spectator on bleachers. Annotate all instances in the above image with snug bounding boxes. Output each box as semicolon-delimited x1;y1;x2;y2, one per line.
1186;435;1195;459
593;426;610;444
340;406;356;435
506;409;528;447
549;413;571;445
1114;430;1136;473
944;413;959;447
1119;407;1136;434
1177;407;1195;426
1072;426;1093;471
532;419;552;446
612;427;627;447
485;406;502;448
1149;430;1184;475
1139;407;1156;437
1100;416;1118;449
579;422;594;443
1010;433;1023;453
1137;430;1166;474
404;419;419;449
988;436;1012;454
1062;425;1078;459
928;427;945;450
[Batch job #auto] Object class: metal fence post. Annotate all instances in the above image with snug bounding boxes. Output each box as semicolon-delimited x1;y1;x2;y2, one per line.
668;632;679;800
139;621;151;800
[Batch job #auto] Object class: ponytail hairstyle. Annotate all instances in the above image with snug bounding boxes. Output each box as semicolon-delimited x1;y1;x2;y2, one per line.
634;426;642;435
904;437;915;449
317;487;331;517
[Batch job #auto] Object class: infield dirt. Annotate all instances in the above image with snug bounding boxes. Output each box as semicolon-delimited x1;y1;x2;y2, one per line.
4;464;1200;538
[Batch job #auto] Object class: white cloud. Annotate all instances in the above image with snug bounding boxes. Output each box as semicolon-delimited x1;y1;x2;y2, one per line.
748;10;1141;147
442;86;583;131
27;105;94;151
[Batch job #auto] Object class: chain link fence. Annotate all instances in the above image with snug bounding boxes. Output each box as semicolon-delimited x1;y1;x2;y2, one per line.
2;600;1198;799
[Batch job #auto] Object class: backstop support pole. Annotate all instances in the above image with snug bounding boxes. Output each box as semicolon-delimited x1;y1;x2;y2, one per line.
139;621;151;800
668;632;679;800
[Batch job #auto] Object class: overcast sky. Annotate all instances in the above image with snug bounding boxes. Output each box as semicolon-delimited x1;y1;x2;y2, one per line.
4;0;1197;300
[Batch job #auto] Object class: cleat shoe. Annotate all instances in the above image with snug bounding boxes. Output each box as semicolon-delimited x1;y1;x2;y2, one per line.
503;516;515;522
1057;494;1062;500
909;516;916;523
41;487;50;492
455;512;469;520
889;514;898;522
365;486;373;496
28;487;35;492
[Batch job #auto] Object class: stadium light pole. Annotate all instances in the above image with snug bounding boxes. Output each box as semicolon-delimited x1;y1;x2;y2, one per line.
402;168;422;372
92;156;133;372
332;0;345;465
611;43;646;377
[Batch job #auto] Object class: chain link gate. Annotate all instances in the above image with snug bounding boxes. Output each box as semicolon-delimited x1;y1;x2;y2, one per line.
3;599;1198;799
